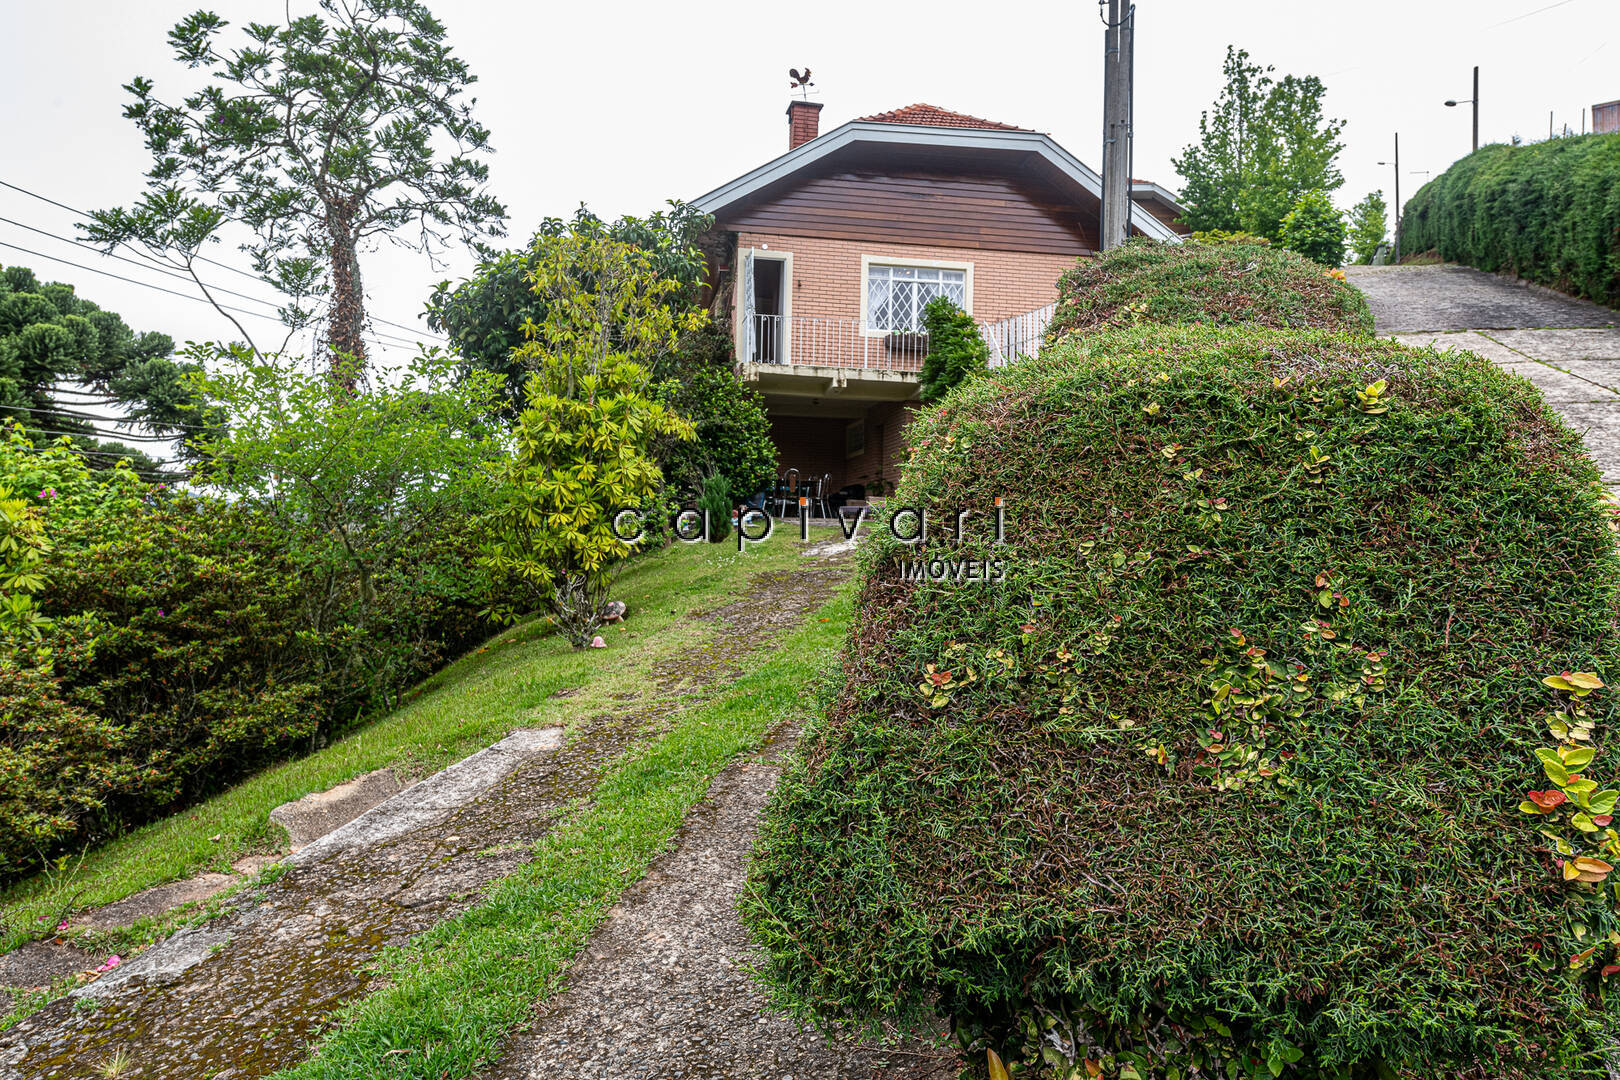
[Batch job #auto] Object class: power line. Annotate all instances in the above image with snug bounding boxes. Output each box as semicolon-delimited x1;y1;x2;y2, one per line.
0;177;446;341
0;238;299;327
16;424;185;444
0;401;216;433
6;442;175;468
0;238;419;358
0;232;433;354
1;214;296;317
1485;0;1578;29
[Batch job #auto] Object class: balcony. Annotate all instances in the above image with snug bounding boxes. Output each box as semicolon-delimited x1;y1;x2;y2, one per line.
744;303;1057;374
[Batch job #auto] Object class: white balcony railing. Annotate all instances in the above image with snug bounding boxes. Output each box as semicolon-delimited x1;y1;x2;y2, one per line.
980;302;1056;368
747;315;927;371
745;303;1057;373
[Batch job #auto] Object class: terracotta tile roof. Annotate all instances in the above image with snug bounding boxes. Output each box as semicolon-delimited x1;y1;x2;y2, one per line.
856;103;1031;131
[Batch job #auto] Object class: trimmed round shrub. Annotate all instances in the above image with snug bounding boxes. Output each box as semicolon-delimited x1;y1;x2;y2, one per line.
744;325;1620;1079
1044;239;1372;348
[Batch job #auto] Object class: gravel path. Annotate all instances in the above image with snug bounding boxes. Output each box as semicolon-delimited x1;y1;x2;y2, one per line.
1347;266;1620;486
486;735;952;1080
0;559;857;1080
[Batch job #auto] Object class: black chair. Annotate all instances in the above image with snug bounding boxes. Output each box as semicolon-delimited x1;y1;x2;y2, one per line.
775;468;799;517
812;473;832;518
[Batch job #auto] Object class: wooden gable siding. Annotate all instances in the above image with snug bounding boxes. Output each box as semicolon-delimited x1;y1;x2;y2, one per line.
719;169;1095;255
1134;196;1191;235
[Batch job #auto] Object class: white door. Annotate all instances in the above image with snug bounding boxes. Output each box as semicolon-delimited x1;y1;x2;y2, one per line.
742;249;756;363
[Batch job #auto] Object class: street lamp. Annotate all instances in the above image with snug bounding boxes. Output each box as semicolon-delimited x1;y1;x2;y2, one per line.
1377;133;1401;263
1444;66;1480;153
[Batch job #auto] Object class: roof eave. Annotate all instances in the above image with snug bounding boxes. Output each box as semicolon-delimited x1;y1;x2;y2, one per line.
693;121;1181;244
1131;180;1188;216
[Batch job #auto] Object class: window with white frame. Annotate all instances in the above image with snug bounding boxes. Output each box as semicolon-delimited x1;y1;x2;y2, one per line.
865;263;967;332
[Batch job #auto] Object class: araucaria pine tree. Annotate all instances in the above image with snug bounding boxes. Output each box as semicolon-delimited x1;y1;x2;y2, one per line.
84;1;506;378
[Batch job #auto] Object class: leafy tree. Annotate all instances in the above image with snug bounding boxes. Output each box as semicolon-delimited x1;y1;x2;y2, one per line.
0;265;196;473
186;346;503;649
1277;190;1347;267
652;325;777;501
918;297;990;404
1347;190;1389;264
480;226;699;647
427;202;713;417
1173;46;1346;239
0;484;51;641
84;1;506;378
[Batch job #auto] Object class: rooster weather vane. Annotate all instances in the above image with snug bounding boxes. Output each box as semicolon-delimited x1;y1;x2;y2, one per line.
789;67;815;100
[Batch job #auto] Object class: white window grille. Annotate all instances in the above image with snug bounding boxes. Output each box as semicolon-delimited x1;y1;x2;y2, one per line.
865;264;967;332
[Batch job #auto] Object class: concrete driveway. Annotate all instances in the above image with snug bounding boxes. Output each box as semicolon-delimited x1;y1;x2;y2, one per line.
1347;265;1620;486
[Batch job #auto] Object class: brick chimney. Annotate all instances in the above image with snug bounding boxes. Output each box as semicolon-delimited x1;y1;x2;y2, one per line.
787;100;823;150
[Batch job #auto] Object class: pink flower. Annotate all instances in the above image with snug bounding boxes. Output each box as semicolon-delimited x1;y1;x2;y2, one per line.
56;920;68;932
94;955;121;973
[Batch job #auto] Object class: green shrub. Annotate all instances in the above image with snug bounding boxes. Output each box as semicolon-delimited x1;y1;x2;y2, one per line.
1277;190;1347;267
1188;229;1272;246
0;631;133;877
1044;240;1371;348
345;499;496;707
43;498;332;812
1400;135;1620;306
920;297;991;403
695;473;733;544
1347;191;1389;265
0;484;51;639
0;491;493;883
744;325;1620;1079
654;325;778;501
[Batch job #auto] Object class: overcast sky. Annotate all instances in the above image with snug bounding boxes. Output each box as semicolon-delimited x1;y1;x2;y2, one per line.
3;0;1616;375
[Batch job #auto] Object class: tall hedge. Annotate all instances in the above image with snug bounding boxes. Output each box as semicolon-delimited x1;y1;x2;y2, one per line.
1399;135;1620;307
745;324;1620;1078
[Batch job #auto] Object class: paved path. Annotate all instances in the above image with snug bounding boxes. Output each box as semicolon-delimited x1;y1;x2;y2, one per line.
1349;264;1620;334
1347;266;1620;486
487;740;950;1080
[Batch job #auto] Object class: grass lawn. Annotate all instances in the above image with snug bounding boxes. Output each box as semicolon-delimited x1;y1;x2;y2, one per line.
0;527;839;954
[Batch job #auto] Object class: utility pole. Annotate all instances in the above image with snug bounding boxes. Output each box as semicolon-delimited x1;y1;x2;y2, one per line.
1099;0;1135;250
1379;134;1401;263
1394;133;1401;264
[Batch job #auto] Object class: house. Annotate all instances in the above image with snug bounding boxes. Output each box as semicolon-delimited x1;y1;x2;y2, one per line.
691;98;1186;506
1595;100;1619;135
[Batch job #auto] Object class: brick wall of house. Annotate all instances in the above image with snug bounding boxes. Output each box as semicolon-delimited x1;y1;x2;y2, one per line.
766;400;921;500
767;415;846;491
735;231;1075;327
842;400;918;493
